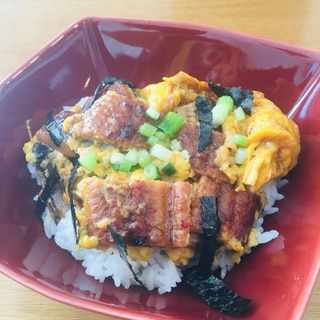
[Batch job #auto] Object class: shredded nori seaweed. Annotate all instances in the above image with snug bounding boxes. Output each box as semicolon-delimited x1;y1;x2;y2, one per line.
34;164;60;219
67;157;80;242
86;76;137;110
183;195;252;315
32;142;53;162
208;80;254;115
44;111;63;146
198;196;220;277
184;268;252;316
109;226;145;288
195;97;214;151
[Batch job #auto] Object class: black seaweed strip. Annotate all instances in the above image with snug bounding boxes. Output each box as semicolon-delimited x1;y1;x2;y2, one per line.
184;268;252;316
195;96;214;151
198;196;220;277
34;165;60;219
183;196;252;315
208;80;254;115
109;226;145;288
32;142;53;163
67;158;80;242
44;111;63;146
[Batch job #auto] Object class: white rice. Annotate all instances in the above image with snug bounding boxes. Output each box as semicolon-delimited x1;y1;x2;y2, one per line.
42;208;182;294
40;176;285;294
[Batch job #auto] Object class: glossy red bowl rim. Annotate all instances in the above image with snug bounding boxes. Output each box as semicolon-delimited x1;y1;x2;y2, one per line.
2;16;320;86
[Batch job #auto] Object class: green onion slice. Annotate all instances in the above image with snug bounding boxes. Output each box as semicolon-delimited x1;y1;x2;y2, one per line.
78;149;99;172
125;149;138;165
147;135;159;147
235;148;247;164
136;150;152;168
231;134;248;147
144;163;162;180
154;130;170;142
119;159;135;173
211;103;230;128
170;139;182;151
110;152;125;164
161;162;177;176
181;149;190;161
139;123;158;137
234;107;246;121
211;95;234;128
112;163;121;171
216;95;234;112
157;111;186;137
146;107;160;121
150;143;173;161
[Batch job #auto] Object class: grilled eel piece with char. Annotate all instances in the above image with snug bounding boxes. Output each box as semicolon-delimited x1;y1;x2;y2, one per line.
23;71;300;268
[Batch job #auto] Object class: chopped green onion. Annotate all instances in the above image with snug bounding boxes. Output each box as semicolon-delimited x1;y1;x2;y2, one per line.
232;134;248;147
147;135;159;147
150;143;173;161
136;150;152;168
170;139;182;151
119;159;135;172
112;163;121;171
234;107;246;121
181;149;190;160
211;95;234;128
78;149;98;171
144;163;162;180
125;149;138;165
154;130;170;142
157;111;186;137
235;148;247;164
139;123;158;137
110;152;125;164
216;95;234;112
146;107;160;121
211;103;230;128
161;162;177;176
110;152;135;172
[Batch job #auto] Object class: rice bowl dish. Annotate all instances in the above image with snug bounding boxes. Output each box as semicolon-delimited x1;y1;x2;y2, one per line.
1;16;320;320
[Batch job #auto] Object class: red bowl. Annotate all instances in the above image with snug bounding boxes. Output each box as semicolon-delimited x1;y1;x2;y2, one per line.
0;16;320;320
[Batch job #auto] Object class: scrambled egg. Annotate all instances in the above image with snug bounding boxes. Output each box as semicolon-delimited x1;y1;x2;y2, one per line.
215;91;300;192
139;71;214;113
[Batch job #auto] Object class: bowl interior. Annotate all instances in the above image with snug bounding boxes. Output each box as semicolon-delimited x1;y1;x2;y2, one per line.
1;17;320;320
